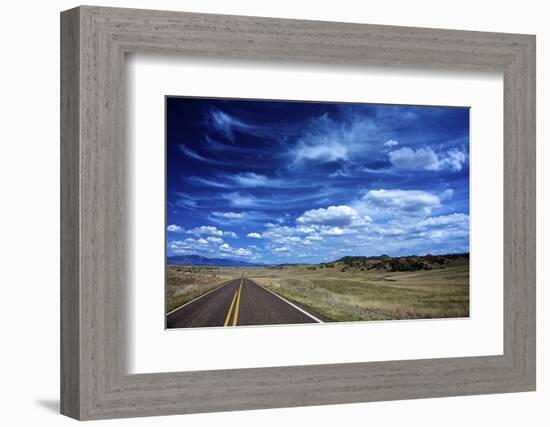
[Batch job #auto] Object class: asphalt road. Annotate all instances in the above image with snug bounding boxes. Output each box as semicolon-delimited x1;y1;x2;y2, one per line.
166;278;321;329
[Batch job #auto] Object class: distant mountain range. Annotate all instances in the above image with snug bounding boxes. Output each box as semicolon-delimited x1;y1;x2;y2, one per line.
167;253;469;270
167;254;266;267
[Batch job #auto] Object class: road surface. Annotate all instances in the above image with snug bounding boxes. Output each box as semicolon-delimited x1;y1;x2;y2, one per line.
166;278;321;329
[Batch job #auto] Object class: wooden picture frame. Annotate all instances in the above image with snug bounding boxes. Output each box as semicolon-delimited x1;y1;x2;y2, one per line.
61;5;536;420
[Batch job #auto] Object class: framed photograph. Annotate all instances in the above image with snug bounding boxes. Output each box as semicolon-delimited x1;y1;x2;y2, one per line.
164;96;471;330
61;6;536;420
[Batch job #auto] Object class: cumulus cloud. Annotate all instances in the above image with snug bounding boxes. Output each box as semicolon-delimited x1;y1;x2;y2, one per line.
219;242;252;257
388;146;467;172
320;227;347;236
168;238;217;255
273;247;290;253
167;224;184;233
247;232;262;239
235;248;252;256
211;211;243;219
383;139;399;147
186;226;238;239
206;236;224;244
297;205;370;227
360;189;445;217
187;225;224;237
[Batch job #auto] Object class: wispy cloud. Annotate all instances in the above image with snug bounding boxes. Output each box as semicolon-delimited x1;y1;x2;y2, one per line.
220;190;335;210
189;172;310;190
178;144;232;166
291;113;376;164
174;193;198;209
210;211;243;220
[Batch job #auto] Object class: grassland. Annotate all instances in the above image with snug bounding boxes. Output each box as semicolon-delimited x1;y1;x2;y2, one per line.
166;257;469;321
165;266;237;313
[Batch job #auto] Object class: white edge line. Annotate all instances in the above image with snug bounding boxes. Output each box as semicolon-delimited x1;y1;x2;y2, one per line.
251;280;324;323
166;279;236;316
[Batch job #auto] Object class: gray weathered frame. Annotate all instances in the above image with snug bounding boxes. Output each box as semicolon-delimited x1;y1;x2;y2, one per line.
60;5;536;420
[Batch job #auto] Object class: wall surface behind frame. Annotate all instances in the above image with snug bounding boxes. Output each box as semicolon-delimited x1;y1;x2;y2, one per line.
0;0;546;426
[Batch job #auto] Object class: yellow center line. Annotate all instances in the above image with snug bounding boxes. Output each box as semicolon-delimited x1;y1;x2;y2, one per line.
232;279;244;326
223;289;238;327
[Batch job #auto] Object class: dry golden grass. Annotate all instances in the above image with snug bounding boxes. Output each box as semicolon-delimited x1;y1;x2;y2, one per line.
165;266;236;313
165;263;469;321
245;264;469;322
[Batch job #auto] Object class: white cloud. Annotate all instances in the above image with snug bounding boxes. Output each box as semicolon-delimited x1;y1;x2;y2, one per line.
383;139;399;147
291;113;377;164
320;227;346;236
222;192;260;208
294;141;349;163
187;225;224;237
231;172;274;188
296;225;317;234
417;213;469;228
168;238;216;254
247;232;262;239
219;242;252;257
297;205;370;227
206;236;224;244
388;146;467;172
167;224;184;233
211;211;243;219
223;231;238;239
437;148;468;171
234;248;252;256
178;145;230;166
304;234;323;242
209;109;261;140
360;189;445;217
273;247;290;253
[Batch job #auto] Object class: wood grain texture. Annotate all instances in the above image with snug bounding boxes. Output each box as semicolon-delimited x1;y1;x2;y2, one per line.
60;7;80;419
60;5;536;420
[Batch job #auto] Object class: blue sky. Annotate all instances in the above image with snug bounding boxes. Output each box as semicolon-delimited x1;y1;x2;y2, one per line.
166;97;469;264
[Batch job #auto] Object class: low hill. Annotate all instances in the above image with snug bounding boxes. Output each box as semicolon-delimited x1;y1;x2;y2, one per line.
318;253;469;273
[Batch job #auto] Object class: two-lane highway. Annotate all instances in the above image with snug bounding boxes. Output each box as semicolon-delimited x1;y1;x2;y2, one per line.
166;278;321;329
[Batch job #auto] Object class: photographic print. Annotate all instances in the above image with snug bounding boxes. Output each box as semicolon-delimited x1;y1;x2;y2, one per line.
165;97;470;329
